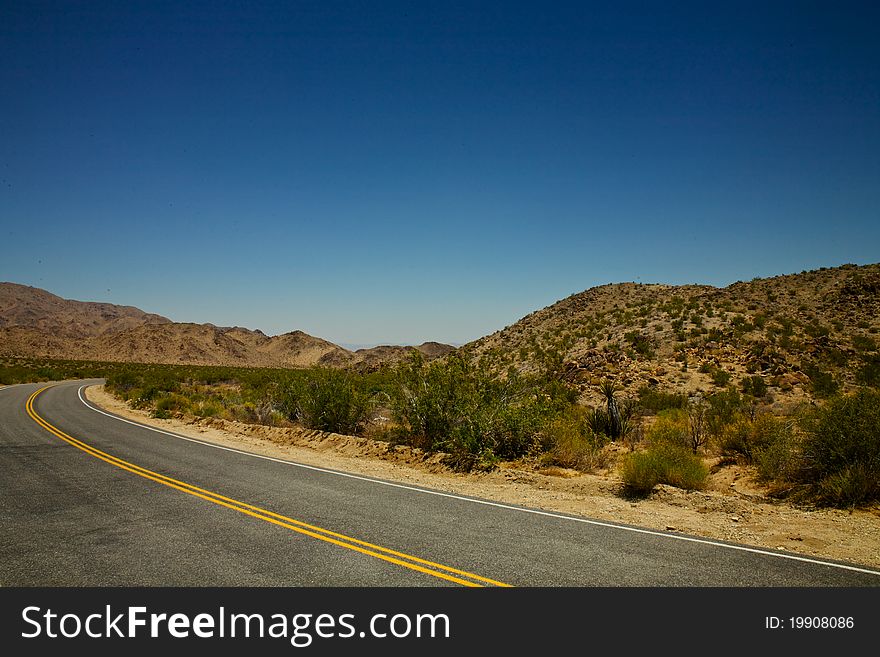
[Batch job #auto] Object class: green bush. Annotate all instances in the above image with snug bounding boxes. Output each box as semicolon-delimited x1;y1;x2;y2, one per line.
856;354;880;387
154;393;191;414
740;375;768;398
194;401;223;418
637;386;687;414
620;443;708;494
752;422;799;482
293;368;371;434
624;331;655;358
541;407;609;472
852;335;876;352
589;380;636;441
705;389;745;437
816;465;874;508
804;322;830;339
803;364;839;398
388;353;572;470
586;399;637;442
798;389;880;506
587;407;612;437
711;368;731;387
645;408;690;450
720;414;791;463
107;370;139;395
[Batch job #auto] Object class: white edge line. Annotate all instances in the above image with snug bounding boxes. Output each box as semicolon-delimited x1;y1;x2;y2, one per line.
74;384;880;578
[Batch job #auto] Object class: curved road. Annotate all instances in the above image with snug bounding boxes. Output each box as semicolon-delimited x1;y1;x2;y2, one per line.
1;380;878;586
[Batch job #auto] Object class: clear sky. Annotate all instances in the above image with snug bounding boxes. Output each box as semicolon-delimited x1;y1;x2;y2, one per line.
1;1;878;346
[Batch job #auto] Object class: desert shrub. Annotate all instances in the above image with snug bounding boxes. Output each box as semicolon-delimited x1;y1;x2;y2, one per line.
293;368;371;434
750;419;800;482
705;389;745;437
710;367;731;387
193;400;223;418
541;407;609;472
645;408;690;450
720;413;791;463
154;393;191;414
856;354;880;387
740;375;768;398
587;407;612;437
815;465;874;508
686;401;709;454
798;389;880;506
106;370;139;396
803;364;839;398
624;331;655;358
804;322;830;339
637;386;687;414
822;348;849;367
620;443;708;494
851;335;876;352
231;398;281;425
753;437;799;483
388;353;571;469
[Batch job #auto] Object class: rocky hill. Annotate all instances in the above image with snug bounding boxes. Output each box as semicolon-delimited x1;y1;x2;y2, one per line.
6;263;877;397
0;283;452;368
0;282;171;337
463;263;880;409
352;342;457;371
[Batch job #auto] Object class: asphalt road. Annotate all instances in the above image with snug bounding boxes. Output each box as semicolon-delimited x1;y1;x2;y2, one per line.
1;380;878;586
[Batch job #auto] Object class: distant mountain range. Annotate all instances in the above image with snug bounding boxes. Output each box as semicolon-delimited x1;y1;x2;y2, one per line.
0;282;454;369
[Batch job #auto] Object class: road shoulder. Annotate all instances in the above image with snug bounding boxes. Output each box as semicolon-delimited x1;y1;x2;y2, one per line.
84;384;880;569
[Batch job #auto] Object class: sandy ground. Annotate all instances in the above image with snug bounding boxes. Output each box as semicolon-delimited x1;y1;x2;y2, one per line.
85;385;880;570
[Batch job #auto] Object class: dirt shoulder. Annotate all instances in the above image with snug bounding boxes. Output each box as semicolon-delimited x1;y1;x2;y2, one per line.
85;385;880;570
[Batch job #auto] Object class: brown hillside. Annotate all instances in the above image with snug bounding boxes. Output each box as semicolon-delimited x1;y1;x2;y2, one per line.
0;282;171;337
351;342;457;371
257;330;354;368
464;263;880;408
89;323;267;366
416;341;457;358
0;283;452;369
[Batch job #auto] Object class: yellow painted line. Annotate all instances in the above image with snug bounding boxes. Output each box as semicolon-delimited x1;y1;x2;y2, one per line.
27;386;511;587
29;391;508;587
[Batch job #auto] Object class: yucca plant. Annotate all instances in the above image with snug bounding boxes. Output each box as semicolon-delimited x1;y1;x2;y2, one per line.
599;379;622;440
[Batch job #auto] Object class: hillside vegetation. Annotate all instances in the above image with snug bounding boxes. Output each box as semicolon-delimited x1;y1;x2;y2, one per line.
465;263;880;409
3;263;879;508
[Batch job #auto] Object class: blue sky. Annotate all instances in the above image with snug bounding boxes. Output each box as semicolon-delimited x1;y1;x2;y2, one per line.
1;1;878;346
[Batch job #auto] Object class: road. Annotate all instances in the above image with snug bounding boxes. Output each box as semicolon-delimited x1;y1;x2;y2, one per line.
1;380;878;586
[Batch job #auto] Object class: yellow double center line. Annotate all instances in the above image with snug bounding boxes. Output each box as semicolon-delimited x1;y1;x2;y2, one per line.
26;386;511;587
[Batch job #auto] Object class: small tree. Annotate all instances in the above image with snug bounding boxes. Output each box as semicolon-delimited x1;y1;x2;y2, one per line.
687;401;708;454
